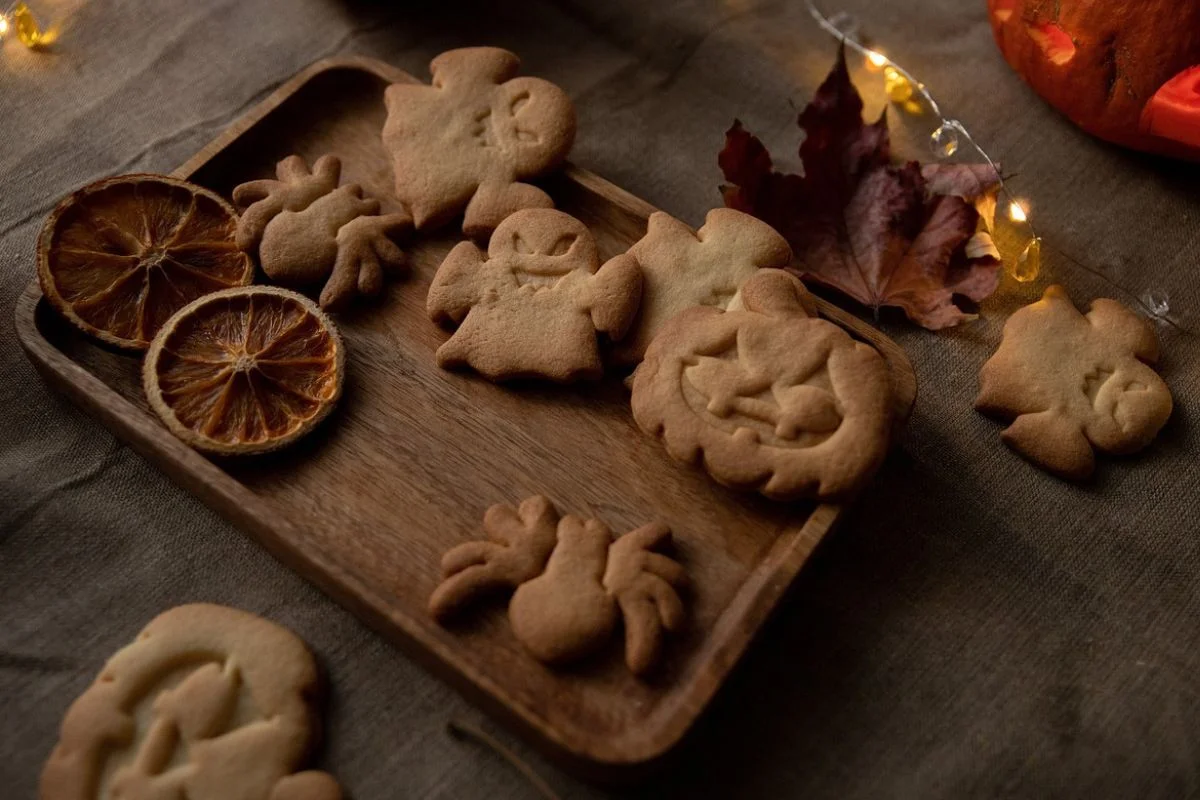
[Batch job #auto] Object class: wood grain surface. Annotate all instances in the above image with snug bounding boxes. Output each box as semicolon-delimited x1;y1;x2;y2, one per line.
15;57;916;779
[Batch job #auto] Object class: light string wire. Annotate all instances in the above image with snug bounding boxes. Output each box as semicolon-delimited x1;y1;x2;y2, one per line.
804;0;1043;281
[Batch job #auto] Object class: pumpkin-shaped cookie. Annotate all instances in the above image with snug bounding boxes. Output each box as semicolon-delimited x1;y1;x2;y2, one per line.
631;270;893;502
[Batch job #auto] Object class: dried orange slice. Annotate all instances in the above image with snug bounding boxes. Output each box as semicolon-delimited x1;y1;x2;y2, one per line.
37;174;253;350
143;286;345;455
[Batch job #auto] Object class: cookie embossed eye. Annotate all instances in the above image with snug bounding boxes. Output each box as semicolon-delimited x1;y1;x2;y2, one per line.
976;285;1173;480
632;269;893;501
233;154;410;310
382;47;577;237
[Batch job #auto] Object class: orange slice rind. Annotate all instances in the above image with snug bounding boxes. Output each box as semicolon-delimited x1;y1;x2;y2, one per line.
143;286;345;455
38;174;253;350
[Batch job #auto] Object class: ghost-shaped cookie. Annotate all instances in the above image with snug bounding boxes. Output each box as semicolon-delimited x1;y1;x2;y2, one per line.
427;208;641;381
613;208;793;363
976;285;1172;480
383;47;576;238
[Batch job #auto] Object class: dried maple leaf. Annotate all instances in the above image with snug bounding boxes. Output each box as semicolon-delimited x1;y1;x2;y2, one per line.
719;46;1002;330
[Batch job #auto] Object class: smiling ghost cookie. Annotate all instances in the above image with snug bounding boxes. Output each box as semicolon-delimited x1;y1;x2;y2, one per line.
383;47;576;238
40;603;341;800
976;285;1172;480
613;208;793;364
427;208;642;381
631;269;893;501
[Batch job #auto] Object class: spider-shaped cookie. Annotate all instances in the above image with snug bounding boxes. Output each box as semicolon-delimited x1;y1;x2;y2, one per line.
427;208;641;381
383;47;576;238
233;154;410;310
429;496;688;676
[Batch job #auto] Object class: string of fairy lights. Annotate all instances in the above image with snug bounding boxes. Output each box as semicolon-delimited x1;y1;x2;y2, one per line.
804;0;1043;283
0;1;44;47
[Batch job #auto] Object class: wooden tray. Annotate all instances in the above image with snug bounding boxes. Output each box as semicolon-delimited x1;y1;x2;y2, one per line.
15;57;916;779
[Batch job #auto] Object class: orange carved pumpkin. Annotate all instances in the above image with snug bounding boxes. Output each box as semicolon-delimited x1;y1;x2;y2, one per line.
988;0;1200;159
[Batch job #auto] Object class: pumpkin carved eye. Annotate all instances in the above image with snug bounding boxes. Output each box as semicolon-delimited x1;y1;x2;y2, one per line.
1026;22;1076;65
992;0;1015;22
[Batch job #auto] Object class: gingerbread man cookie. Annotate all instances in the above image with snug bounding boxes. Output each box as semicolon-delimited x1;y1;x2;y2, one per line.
430;496;688;676
383;47;576;238
976;285;1172;480
613;208;793;363
631;269;893;501
234;154;410;310
41;604;341;800
427;208;642;381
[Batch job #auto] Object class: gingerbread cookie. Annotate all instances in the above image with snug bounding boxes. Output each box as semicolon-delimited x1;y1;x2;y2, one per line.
41;604;341;800
383;47;576;238
234;154;410;310
613;208;793;363
430;496;687;676
631;269;893;501
976;285;1172;480
427;208;642;381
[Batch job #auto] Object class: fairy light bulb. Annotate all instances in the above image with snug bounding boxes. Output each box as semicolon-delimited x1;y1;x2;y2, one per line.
1008;201;1029;223
865;49;888;71
883;65;914;103
930;121;960;157
0;14;9;37
1013;237;1041;282
11;2;43;47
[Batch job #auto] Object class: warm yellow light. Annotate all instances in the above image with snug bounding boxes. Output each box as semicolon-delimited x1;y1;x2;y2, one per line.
883;66;914;104
865;50;888;70
0;15;9;37
1008;201;1029;223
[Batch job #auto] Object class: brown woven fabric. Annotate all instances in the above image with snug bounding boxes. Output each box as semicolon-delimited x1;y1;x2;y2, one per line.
2;1;1197;797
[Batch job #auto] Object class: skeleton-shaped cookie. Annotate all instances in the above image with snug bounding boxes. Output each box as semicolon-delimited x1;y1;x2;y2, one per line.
632;269;893;501
383;47;576;238
427;208;642;381
429;496;688;676
976;285;1172;480
233;154;410;310
40;604;341;800
614;208;793;363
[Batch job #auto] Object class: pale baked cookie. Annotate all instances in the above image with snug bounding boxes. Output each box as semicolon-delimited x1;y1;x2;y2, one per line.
427;208;641;381
976;285;1172;480
631;270;893;502
234;154;410;310
40;604;341;800
613;208;793;363
383;47;576;238
430;497;687;676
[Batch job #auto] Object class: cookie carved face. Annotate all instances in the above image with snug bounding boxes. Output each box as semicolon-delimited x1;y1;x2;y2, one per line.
490;210;597;289
976;285;1173;479
632;270;893;501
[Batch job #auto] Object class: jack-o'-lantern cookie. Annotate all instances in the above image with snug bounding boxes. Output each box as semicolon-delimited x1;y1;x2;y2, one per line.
976;285;1172;480
614;208;793;363
631;269;893;501
383;47;576;238
41;604;341;800
427;208;641;381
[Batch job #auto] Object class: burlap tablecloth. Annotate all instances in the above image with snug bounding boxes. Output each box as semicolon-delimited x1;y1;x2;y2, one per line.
3;1;1198;797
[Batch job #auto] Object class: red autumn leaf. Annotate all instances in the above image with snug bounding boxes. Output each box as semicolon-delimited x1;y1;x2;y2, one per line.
719;46;1002;330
